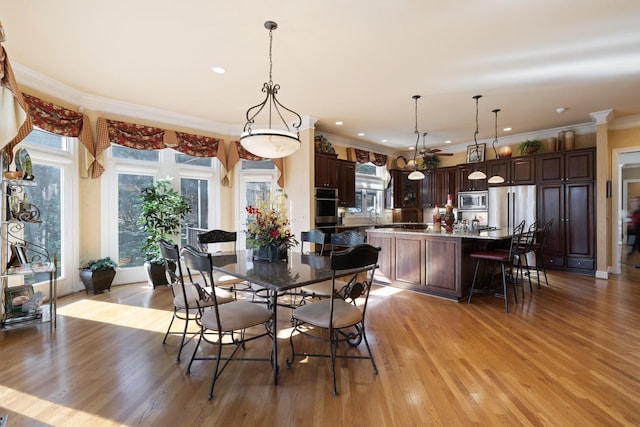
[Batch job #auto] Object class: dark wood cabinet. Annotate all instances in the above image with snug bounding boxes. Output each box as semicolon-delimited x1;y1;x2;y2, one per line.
486;156;535;186
391;169;419;208
314;153;338;188
536;148;595;273
458;163;487;191
336;159;356;207
421;167;457;207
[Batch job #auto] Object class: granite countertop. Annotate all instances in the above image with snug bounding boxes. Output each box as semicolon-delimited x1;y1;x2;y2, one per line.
367;227;512;240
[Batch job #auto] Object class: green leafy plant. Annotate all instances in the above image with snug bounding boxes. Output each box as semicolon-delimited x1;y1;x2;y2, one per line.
139;177;191;264
517;139;544;155
314;135;336;154
420;155;441;170
81;256;118;271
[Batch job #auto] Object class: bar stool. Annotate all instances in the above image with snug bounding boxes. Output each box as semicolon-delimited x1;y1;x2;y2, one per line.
530;219;554;288
514;221;537;297
467;220;525;313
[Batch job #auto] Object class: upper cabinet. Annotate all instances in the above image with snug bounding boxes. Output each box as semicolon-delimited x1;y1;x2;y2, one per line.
337;159;356;207
315;153;338;188
421;167;457;207
457;163;487;192
486;156;535;186
391;169;419;208
536;148;594;183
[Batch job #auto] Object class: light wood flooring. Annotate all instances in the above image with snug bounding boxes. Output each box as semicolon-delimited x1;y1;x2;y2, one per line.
1;265;639;426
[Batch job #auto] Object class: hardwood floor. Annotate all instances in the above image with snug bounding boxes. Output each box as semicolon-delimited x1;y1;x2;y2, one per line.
1;266;639;426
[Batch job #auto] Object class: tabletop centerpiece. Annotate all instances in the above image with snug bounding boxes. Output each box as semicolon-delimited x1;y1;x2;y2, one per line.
245;189;298;262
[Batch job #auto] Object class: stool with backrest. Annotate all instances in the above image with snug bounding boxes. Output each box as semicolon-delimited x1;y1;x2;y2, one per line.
158;239;234;362
300;230;365;300
300;229;327;255
514;220;537;297
530;218;554;288
467;220;525;313
181;245;274;399
286;243;381;396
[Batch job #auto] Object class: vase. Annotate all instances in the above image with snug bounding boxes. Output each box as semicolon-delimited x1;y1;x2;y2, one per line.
444;216;455;233
253;243;288;262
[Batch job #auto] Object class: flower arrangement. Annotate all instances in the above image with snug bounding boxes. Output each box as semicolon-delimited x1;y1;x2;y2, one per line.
245;189;298;253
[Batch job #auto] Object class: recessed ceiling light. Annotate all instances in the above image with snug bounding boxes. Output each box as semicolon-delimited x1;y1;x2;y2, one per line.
335;121;343;125
444;140;452;144
503;127;512;132
381;139;388;143
211;66;225;74
556;107;567;114
409;146;415;150
358;133;365;136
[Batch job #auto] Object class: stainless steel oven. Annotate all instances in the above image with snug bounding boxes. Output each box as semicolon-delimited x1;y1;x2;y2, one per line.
315;188;338;233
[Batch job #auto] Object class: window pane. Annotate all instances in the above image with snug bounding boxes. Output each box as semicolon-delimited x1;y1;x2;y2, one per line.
23;164;62;281
181;178;208;246
175;153;212;167
356;163;377;175
111;144;159;162
118;174;153;267
23;128;65;150
241;160;274;170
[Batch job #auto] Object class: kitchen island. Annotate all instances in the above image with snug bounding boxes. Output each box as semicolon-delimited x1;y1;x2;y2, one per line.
366;227;512;301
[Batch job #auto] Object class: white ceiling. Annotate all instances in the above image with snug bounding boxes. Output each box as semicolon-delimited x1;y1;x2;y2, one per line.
2;1;640;155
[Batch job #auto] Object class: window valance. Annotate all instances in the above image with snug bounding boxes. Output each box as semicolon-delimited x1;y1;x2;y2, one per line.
96;117;227;178
224;141;284;188
347;147;388;167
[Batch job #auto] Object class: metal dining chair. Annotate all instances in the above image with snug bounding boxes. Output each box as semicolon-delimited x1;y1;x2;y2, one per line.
181;245;274;399
530;219;554;288
158;239;233;362
286;244;381;396
300;229;327;255
197;229;250;297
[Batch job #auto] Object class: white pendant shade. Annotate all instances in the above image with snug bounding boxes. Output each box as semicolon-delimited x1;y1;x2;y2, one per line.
240;129;301;159
468;170;487;180
408;170;425;180
488;175;505;184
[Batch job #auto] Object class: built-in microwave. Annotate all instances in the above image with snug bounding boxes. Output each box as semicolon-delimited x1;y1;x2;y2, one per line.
458;191;488;211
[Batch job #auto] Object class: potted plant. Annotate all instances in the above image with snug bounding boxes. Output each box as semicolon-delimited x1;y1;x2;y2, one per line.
139;177;191;288
517;139;544;155
421;155;441;170
79;257;118;294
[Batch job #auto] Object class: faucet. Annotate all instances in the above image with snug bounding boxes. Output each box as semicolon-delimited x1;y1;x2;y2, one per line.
369;208;379;224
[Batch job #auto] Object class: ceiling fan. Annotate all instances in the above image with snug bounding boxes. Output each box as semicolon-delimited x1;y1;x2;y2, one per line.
418;133;453;157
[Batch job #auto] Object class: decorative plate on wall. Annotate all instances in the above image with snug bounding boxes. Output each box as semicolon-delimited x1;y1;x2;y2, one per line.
15;148;34;180
395;156;407;169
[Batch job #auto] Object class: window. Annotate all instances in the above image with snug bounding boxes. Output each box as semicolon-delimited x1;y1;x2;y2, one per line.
348;163;387;216
104;144;219;284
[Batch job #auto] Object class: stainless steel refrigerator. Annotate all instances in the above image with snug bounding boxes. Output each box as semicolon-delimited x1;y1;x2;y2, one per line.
488;185;537;234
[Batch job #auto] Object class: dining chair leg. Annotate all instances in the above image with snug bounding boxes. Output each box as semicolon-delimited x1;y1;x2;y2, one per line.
208;341;224;400
467;259;482;304
329;328;338;396
162;311;176;345
361;326;378;374
186;328;204;375
500;262;509;313
176;315;190;362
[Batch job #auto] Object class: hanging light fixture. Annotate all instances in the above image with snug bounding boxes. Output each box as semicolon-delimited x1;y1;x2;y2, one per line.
488;108;506;184
468;94;487;180
240;21;302;159
408;95;425;180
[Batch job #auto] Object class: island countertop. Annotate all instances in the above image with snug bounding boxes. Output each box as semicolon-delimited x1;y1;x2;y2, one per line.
366;228;511;300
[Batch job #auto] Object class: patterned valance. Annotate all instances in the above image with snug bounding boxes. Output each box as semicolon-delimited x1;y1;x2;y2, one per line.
96;117;226;179
347;147;388;167
223;141;284;188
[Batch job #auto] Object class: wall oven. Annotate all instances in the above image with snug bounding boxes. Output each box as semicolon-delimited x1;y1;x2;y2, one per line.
315;188;338;234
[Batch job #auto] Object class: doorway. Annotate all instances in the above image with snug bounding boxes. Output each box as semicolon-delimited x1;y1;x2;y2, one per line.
612;149;640;274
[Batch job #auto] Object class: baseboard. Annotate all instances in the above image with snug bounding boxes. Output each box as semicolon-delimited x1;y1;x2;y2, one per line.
595;270;609;279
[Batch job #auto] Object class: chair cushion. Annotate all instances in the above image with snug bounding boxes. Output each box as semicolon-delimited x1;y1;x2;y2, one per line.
212;271;245;287
292;298;362;329
173;285;233;309
200;301;272;332
470;250;511;262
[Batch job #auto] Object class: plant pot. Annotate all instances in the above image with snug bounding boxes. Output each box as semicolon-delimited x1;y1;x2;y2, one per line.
145;261;172;288
80;268;116;294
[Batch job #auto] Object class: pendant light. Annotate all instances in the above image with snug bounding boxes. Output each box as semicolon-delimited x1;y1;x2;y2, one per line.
240;21;302;159
407;95;425;180
488;108;506;184
468;95;487;180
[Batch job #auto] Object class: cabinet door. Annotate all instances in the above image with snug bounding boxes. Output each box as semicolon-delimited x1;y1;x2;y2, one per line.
444;167;458;206
565;182;595;265
314;153;338;188
510;157;535;184
402;171;419;207
458;163;487;191
536;153;564;183
337;160;356;207
537;183;565;267
420;170;434;207
565;149;594;181
391;169;404;208
486;159;510;186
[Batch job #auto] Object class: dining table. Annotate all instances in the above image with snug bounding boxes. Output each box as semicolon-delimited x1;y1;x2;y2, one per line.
208;249;367;386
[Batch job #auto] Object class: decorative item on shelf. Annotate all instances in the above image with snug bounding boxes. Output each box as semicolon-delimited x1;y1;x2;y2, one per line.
240;21;302;159
517;139;543;155
433;204;442;232
245;189;298;262
5;284;34;314
139;177;191;288
395;155;408;169
14;147;34;180
444;204;455;233
79;257;118;294
468;95;487;180
3;170;23;180
407;95;425;181
10;193;41;222
564;130;575;150
546;137;557;152
314;135;335;154
557;130;566;151
498;145;513;158
488;109;505;184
